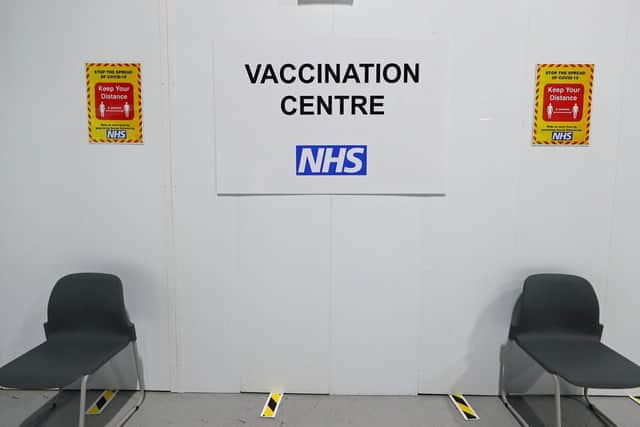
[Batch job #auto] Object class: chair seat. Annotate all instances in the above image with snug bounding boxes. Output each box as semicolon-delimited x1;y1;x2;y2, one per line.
0;333;130;389
516;334;640;389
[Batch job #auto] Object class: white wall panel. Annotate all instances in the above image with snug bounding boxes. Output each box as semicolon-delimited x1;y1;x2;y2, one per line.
236;197;331;393
603;0;640;384
170;0;241;392
3;0;639;396
330;197;422;395
174;0;637;395
414;0;529;393
516;0;628;319
0;0;171;390
173;0;333;392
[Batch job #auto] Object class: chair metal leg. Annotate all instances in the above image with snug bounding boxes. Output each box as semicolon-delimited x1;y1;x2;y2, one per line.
503;354;618;427
135;342;146;397
79;374;89;427
500;342;563;427
114;341;146;427
499;346;529;427
582;388;618;427
552;375;562;427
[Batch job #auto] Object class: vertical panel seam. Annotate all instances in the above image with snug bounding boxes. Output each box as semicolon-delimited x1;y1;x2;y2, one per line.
602;0;634;328
328;195;334;394
159;0;181;392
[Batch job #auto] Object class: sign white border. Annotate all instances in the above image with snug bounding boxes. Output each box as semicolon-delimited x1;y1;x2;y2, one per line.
213;38;450;195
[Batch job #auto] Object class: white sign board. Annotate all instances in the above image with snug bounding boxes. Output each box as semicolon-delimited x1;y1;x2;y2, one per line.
213;39;449;194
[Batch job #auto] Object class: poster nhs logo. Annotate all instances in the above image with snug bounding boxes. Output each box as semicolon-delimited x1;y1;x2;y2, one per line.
106;129;127;139
296;145;367;175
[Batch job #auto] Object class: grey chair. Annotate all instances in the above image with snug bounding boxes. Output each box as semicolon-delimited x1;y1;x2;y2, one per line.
500;273;640;427
0;273;145;427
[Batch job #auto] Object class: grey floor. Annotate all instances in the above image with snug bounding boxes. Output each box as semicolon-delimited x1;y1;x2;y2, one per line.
2;390;640;427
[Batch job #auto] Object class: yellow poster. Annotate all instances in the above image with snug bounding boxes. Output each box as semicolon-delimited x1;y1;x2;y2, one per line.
86;63;143;143
532;64;594;146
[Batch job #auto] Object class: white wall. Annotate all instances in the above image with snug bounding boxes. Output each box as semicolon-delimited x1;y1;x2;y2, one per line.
0;0;172;390
172;0;640;395
170;0;335;393
603;0;640;378
2;0;640;396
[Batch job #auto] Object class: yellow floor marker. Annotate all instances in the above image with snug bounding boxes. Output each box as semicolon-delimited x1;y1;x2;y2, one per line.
86;389;118;415
449;394;479;421
260;392;284;418
630;395;640;406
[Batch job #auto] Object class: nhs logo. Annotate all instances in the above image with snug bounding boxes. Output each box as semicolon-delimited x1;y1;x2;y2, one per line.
106;129;127;139
551;132;573;141
296;145;367;175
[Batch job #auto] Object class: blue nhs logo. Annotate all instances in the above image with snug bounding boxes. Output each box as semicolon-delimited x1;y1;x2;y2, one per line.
551;132;573;141
296;145;367;175
106;129;127;139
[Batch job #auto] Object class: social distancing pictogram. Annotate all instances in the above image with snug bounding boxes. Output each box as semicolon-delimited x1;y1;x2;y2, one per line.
86;63;143;144
532;64;594;146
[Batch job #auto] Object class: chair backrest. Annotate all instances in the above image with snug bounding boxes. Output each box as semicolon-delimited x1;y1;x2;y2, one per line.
509;273;603;339
44;273;136;341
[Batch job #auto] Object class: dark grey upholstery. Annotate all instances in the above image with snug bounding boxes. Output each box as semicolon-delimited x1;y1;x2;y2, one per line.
45;273;136;341
0;273;136;390
510;273;640;389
